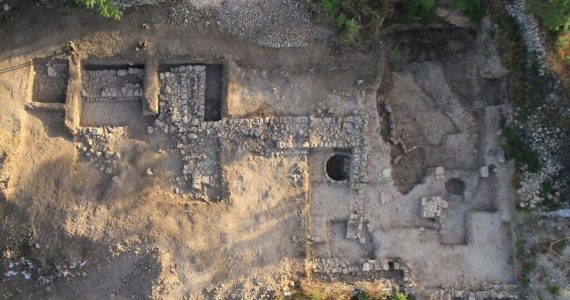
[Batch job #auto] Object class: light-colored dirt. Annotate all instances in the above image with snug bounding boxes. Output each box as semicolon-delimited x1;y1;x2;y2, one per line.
0;1;541;299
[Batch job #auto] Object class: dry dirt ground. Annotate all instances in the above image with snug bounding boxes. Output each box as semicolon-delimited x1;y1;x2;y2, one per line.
0;1;566;300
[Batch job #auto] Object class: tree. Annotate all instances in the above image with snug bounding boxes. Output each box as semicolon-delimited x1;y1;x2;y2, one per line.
75;0;122;20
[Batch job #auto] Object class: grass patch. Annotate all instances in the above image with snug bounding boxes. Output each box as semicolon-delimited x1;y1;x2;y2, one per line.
308;0;390;48
403;0;436;23
539;180;563;211
548;285;562;296
502;126;541;173
451;0;485;21
527;0;570;32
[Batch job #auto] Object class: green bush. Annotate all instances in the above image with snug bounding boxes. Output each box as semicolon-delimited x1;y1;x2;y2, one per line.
389;291;408;300
548;285;562;296
528;0;570;32
74;0;122;20
452;0;485;21
311;0;390;48
502;126;541;173
404;0;436;22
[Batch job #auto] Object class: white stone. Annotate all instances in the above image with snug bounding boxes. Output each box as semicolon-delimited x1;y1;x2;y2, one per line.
382;168;391;179
435;166;445;176
480;166;489;178
47;66;56;77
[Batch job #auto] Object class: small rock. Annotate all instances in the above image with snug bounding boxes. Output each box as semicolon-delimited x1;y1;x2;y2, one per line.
382;168;391;179
435;166;445;176
146;168;154;176
496;149;506;163
480;166;489;178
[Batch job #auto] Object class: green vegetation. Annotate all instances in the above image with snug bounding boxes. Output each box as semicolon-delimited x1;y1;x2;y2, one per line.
528;0;570;32
290;284;410;300
401;0;485;23
451;0;485;21
539;180;562;211
519;246;537;287
502;126;541;173
352;290;374;300
548;285;562;296
310;0;390;48
72;0;122;20
403;0;436;22
528;0;570;81
388;291;408;300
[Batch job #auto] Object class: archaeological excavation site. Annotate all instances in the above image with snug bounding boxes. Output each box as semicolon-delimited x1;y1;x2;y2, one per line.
0;0;569;299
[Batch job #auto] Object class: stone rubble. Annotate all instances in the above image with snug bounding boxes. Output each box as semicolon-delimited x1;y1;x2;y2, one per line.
75;127;123;175
288;163;305;188
2;254;87;286
155;65;220;200
168;0;313;48
506;0;549;77
510;105;568;209
428;282;519;299
310;257;414;288
420;196;448;232
82;68;144;102
434;166;445;180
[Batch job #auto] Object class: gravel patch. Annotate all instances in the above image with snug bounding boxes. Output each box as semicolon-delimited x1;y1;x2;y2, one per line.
169;0;313;48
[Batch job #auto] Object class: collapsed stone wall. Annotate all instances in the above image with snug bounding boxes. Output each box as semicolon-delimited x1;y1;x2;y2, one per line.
81;68;144;102
310;257;413;288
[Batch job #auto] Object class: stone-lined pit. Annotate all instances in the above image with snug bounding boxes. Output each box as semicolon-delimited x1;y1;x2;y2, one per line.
326;153;351;182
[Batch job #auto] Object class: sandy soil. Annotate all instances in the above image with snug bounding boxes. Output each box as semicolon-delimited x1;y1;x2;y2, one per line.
0;1;556;299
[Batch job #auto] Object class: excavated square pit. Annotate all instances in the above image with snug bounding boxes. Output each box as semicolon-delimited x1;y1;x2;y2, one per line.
31;58;69;103
158;63;224;122
80;64;145;126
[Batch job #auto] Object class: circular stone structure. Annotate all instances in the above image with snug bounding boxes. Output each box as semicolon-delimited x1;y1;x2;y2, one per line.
325;153;351;182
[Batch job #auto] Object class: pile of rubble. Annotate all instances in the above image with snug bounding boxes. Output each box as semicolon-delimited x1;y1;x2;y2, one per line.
159;65;206;121
217;0;313;48
75;127;123;175
420;196;448;232
288;163;306;188
505;0;549;77
167;0;312;48
81;68;144;102
310;257;413;288
2;253;88;287
428;282;518;299
511;106;568;210
153;65;221;199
